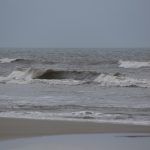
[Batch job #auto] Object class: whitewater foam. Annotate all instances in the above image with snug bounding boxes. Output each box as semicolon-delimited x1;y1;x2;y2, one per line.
0;58;17;63
0;111;149;125
119;60;150;68
0;69;33;84
94;74;150;88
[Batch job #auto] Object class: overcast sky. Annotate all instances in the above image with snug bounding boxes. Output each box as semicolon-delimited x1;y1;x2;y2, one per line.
0;0;150;48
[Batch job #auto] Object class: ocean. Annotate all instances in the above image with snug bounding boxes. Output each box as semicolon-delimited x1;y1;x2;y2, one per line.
0;48;150;125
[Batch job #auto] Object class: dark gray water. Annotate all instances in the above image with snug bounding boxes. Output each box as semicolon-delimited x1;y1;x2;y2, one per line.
0;48;150;125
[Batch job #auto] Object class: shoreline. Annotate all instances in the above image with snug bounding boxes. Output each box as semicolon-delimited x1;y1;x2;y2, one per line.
0;117;150;140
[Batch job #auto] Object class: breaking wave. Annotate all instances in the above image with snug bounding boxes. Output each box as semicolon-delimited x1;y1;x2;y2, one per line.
0;68;150;87
119;60;150;68
0;68;96;85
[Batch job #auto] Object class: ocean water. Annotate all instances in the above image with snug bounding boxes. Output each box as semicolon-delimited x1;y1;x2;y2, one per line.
0;48;150;125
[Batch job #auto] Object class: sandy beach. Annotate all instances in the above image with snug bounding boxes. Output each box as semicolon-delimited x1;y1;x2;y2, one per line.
0;117;150;140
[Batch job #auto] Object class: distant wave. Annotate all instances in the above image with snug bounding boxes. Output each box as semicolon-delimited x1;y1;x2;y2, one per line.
119;60;150;68
0;68;150;88
0;58;30;64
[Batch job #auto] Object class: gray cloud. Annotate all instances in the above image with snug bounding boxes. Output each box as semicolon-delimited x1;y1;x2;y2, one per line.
0;0;150;48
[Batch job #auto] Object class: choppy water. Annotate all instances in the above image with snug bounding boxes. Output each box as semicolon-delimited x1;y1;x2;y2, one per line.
0;48;150;125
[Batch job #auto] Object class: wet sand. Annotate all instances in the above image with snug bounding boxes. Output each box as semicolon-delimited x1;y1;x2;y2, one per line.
1;134;150;150
0;117;150;140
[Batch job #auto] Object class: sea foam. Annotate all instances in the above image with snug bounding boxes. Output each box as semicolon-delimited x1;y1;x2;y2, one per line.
119;60;150;68
0;58;17;63
94;74;150;88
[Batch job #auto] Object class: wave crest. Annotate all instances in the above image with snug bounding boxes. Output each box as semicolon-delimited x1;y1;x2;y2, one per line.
0;68;150;87
0;58;30;64
0;68;89;85
34;69;98;80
